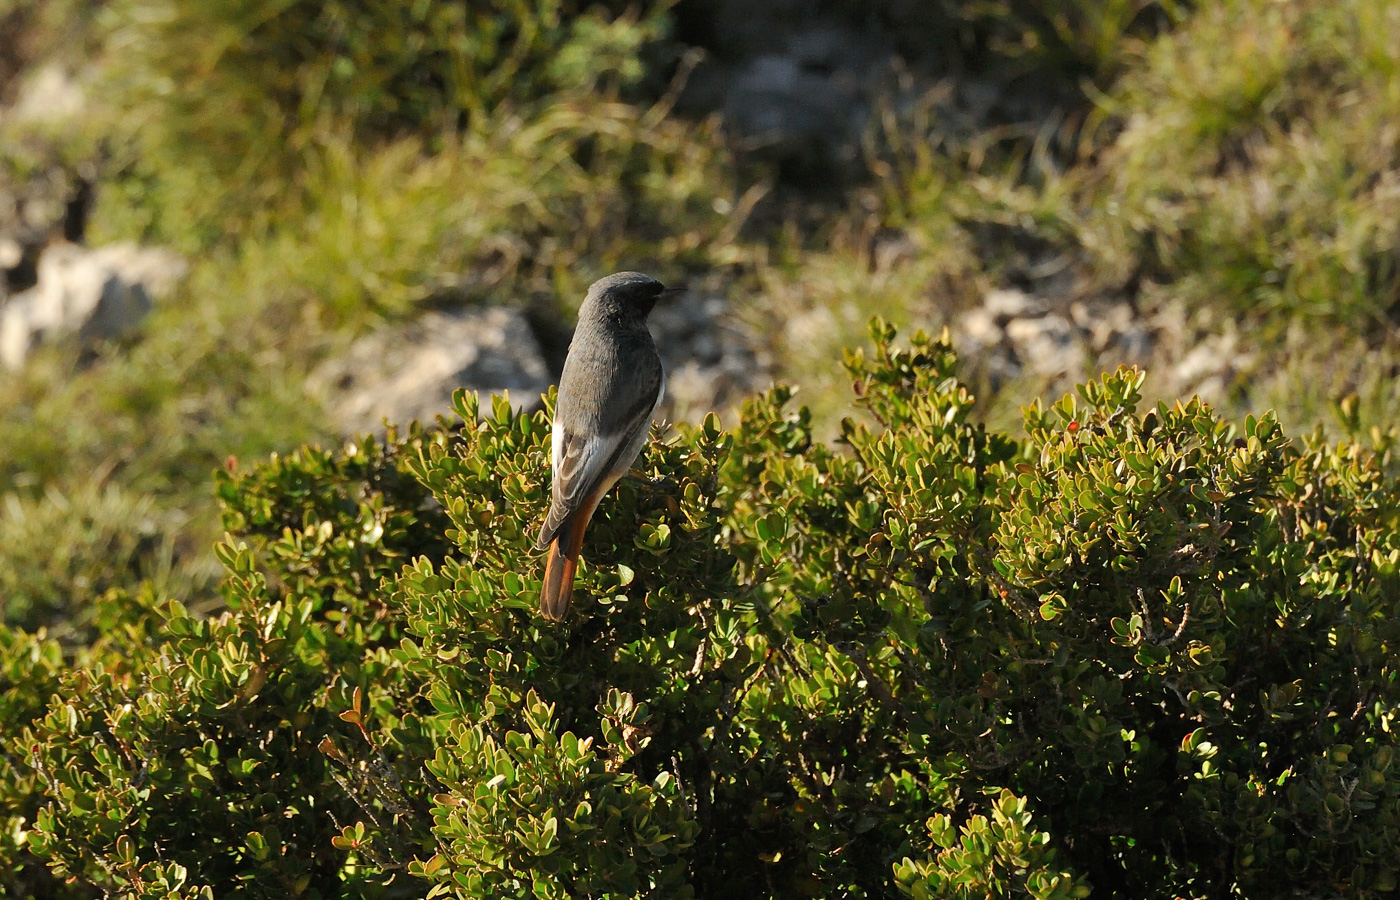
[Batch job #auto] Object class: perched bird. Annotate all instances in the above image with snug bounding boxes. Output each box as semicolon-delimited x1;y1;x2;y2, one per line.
536;272;682;621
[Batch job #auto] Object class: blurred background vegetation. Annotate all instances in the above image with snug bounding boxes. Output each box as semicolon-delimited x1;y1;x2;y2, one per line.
1;0;1398;635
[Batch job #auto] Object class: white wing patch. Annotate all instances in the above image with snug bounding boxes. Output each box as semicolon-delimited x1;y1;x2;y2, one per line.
538;368;665;549
554;426;612;510
551;411;565;476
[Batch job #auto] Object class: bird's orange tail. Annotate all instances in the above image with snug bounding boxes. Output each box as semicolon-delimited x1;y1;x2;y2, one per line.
540;507;593;621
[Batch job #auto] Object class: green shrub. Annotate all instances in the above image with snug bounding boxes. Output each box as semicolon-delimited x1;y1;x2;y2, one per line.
9;324;1400;897
389;391;736;896
0;624;95;900
26;585;368;898
20;436;449;898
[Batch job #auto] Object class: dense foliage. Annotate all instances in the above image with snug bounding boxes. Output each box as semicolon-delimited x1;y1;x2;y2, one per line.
6;1;1400;896
5;0;1400;633
6;325;1400;898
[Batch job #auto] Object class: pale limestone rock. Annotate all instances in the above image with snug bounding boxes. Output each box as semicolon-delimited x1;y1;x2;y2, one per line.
0;242;186;369
312;306;551;436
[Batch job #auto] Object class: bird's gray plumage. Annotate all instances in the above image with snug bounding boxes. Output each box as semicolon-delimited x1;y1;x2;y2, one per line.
537;272;671;551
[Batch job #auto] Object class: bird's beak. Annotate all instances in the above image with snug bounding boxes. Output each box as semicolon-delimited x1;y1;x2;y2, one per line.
660;285;687;299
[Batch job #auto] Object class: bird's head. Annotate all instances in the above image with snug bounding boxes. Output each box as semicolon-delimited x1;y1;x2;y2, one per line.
586;271;685;318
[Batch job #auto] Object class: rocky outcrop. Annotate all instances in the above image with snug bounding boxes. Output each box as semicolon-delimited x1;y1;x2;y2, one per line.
650;288;769;424
717;26;883;172
8;62;84;123
954;287;1252;402
312;306;552;436
313;288;769;437
674;0;1077;182
0;63;91;255
0;242;187;369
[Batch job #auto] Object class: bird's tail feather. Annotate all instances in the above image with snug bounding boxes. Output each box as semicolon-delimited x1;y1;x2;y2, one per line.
540;508;592;621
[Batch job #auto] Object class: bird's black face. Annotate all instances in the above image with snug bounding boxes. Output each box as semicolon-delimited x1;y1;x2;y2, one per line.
615;279;667;313
589;271;685;317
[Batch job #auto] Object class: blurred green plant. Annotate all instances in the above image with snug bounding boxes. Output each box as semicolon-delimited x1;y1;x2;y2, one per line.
91;0;677;248
0;274;330;630
0;476;175;633
1073;0;1400;322
915;0;1400;328
969;0;1186;82
226;97;735;327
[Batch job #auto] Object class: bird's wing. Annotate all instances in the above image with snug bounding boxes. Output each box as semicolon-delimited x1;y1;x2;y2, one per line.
536;372;661;549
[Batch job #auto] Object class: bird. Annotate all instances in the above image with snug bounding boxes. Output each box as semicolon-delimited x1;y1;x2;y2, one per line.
536;271;683;621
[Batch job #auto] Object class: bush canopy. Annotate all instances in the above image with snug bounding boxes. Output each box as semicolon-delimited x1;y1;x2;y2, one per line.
5;322;1399;898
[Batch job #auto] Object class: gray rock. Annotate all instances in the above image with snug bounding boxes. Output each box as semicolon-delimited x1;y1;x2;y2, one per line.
954;288;1062;383
954;282;1262;404
674;1;1063;178
958;79;1002;123
955;288;1098;384
0;65;91;254
312;306;551;436
711;22;886;170
1072;299;1154;360
726;47;866;159
649;289;768;425
985;288;1048;321
0;242;187;369
957;306;1001;351
872;230;919;274
1005;314;1082;376
1170;334;1250;402
9;63;85;124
